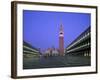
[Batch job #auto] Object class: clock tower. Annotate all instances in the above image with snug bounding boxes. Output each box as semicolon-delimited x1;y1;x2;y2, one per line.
59;24;64;56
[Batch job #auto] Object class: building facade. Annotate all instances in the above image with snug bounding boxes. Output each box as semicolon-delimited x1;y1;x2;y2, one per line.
44;48;59;56
65;27;91;57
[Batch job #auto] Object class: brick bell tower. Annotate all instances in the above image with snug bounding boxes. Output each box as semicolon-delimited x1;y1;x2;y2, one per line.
59;24;64;56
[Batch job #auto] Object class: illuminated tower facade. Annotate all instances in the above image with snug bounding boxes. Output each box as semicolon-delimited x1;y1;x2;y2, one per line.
59;24;64;56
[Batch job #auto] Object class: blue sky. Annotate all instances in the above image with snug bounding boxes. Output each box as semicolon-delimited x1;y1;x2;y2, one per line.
23;10;91;50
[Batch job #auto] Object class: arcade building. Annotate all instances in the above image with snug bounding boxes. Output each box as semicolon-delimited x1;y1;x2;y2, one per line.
65;27;91;57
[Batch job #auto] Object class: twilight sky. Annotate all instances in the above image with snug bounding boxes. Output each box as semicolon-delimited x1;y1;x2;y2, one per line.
23;10;91;50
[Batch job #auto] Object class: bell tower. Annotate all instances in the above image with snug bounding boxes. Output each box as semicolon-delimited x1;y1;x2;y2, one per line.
59;24;64;56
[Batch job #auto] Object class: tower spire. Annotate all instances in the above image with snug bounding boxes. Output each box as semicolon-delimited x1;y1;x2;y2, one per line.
60;24;63;30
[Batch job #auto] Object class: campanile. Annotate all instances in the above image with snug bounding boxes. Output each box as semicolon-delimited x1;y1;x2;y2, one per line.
59;24;64;56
